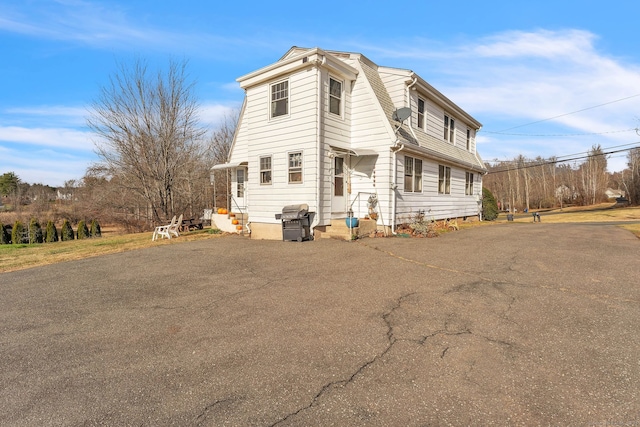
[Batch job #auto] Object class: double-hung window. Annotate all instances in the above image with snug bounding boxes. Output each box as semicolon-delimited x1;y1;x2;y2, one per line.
404;156;423;193
465;172;474;195
271;80;288;118
417;98;425;130
329;77;342;115
260;156;272;184
444;114;455;143
438;165;451;194
288;152;303;183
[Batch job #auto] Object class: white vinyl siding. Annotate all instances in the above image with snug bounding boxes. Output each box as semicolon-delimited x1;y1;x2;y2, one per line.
241;69;319;223
395;159;480;223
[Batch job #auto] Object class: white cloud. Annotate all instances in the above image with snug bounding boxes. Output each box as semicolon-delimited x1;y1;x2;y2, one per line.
370;29;640;172
0;126;94;151
0;144;96;186
200;102;241;128
3;105;88;127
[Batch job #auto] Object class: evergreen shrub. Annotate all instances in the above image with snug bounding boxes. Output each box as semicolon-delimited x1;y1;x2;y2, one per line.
482;187;499;221
45;220;58;243
0;222;10;244
61;220;75;241
29;218;43;244
90;219;102;237
77;220;89;239
12;220;26;244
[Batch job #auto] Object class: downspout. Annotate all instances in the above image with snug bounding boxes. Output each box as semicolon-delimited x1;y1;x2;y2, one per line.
311;55;324;236
405;75;419;142
390;139;404;234
388;75;416;235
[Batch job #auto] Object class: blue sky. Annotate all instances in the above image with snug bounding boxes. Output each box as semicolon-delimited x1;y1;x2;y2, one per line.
2;0;640;186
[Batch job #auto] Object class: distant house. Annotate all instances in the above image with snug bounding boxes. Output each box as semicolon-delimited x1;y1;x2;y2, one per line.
605;188;624;200
213;47;486;239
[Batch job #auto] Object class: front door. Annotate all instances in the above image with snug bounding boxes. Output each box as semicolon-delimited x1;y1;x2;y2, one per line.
332;156;345;214
234;168;247;209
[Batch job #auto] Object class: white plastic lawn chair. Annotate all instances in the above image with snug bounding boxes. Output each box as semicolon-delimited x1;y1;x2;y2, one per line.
152;215;176;241
168;214;183;238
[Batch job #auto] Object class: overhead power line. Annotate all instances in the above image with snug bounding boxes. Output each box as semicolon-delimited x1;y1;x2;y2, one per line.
483;128;637;137
485;143;640;174
483;93;640;133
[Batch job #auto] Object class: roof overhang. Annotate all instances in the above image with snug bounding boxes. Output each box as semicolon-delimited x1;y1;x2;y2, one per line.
237;48;358;90
211;161;247;170
329;144;378;157
395;143;486;174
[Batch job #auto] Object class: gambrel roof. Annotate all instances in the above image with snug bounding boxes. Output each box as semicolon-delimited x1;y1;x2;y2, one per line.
236;46;486;173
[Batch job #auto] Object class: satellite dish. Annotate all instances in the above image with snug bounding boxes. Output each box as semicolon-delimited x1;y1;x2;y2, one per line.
393;107;411;122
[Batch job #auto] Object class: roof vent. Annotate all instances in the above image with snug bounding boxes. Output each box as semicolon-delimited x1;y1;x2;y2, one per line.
302;57;308;63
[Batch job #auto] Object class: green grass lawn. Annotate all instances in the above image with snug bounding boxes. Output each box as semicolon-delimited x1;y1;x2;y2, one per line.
0;228;223;273
2;205;639;273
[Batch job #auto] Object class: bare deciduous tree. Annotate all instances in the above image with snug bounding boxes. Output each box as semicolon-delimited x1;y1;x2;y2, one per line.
87;59;206;225
206;110;239;210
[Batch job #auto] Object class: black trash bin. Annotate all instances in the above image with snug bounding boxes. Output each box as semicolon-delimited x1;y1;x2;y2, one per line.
276;204;311;242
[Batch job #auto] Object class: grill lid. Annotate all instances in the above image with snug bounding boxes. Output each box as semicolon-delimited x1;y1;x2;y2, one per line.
281;203;309;219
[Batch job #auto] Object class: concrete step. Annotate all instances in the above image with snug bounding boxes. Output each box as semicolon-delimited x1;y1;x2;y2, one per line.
315;218;378;240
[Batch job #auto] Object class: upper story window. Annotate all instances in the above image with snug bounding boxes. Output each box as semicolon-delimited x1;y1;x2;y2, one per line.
288;152;303;183
465;172;474;195
329;77;342;115
404;156;423;193
417;98;425;130
438;165;451;195
444;114;455;143
271;80;288;118
260;156;272;184
466;129;471;150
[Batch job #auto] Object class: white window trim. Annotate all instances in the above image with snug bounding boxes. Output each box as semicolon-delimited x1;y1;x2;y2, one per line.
269;79;289;120
438;165;451;195
288;151;303;184
465;172;474;196
417;97;426;131
403;155;423;193
444;114;455;144
259;155;272;185
329;76;343;117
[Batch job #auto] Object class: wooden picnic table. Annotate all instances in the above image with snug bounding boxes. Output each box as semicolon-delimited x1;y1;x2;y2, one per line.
180;218;203;232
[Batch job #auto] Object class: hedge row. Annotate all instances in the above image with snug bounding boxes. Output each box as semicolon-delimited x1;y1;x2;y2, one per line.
0;219;101;244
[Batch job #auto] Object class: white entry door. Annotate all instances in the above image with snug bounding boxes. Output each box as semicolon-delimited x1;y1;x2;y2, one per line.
332;156;345;214
234;168;247;209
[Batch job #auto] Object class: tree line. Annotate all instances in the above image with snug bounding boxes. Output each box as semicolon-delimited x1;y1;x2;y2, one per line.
483;144;640;212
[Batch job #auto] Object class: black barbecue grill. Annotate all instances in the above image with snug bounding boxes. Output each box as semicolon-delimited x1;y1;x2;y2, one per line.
276;204;311;242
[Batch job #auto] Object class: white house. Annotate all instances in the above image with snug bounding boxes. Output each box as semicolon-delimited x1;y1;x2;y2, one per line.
212;46;486;239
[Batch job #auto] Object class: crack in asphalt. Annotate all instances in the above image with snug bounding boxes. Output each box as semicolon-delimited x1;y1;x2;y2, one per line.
269;292;415;426
195;398;236;426
358;241;640;306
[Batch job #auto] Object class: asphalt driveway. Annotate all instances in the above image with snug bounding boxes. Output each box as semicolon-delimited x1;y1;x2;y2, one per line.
1;223;639;426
